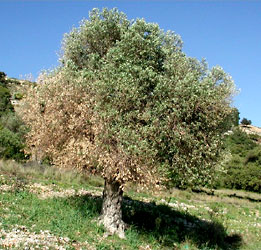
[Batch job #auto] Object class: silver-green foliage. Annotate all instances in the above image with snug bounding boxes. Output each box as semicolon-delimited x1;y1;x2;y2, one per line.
61;8;235;187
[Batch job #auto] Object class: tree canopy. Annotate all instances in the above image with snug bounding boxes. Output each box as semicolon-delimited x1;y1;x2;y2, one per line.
22;8;236;237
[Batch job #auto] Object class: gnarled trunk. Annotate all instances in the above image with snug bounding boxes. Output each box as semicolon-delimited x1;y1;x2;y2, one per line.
100;179;125;238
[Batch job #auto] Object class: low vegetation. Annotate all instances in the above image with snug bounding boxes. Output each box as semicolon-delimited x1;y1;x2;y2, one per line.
241;118;252;126
0;72;27;161
215;128;261;193
1;160;260;249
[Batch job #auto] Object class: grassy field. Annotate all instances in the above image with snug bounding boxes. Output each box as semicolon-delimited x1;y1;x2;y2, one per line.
0;160;260;249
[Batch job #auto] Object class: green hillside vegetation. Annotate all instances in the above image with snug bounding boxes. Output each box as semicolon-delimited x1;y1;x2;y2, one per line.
216;128;261;193
0;72;14;116
0;72;27;161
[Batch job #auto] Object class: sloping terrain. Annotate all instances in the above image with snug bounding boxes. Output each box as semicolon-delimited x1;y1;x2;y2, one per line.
240;124;261;138
0;160;260;249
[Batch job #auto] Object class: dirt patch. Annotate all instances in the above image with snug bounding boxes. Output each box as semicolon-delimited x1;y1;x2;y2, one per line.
0;225;94;249
27;183;102;199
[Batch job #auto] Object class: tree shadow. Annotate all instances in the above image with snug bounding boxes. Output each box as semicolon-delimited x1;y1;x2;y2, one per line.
122;196;242;249
64;193;243;249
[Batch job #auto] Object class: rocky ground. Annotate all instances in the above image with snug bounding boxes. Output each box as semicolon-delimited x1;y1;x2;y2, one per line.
240;124;261;137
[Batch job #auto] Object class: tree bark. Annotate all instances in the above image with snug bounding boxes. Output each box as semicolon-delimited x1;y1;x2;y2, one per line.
100;179;125;238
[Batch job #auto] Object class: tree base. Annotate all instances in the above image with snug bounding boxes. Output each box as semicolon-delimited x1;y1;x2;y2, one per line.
100;179;126;239
99;216;126;239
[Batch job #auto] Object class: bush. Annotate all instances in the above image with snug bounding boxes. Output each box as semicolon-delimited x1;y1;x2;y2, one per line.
241;118;252;125
0;71;7;86
216;129;261;193
223;162;261;193
0;112;28;138
0;127;25;161
244;147;261;165
225;128;256;157
0;71;27;161
0;85;14;116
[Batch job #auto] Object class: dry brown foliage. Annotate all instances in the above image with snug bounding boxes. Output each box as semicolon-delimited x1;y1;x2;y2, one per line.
21;69;160;188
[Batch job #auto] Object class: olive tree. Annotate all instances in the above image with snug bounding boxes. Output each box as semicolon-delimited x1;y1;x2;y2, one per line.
22;8;235;238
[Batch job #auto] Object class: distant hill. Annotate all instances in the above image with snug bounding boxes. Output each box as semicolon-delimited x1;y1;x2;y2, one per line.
239;124;261;145
217;125;261;193
240;124;261;137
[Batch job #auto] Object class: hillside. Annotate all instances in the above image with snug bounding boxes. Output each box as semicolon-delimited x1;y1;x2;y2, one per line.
240;124;261;141
216;126;261;193
0;160;260;249
0;72;35;161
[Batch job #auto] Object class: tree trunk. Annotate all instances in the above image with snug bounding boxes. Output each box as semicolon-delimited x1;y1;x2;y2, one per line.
100;179;125;238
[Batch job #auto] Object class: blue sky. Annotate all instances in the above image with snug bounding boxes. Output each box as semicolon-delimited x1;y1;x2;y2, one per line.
0;1;260;126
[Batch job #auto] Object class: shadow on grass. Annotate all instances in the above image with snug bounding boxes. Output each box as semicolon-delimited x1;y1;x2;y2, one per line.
122;196;243;249
65;194;243;249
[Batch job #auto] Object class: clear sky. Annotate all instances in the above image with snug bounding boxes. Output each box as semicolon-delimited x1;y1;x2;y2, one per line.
1;0;260;126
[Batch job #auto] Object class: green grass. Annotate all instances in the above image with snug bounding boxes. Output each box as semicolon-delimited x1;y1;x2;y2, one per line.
0;160;260;249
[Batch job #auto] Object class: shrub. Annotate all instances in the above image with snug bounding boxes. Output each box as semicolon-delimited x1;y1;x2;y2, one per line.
223;162;261;193
0;85;14;116
0;72;27;161
216;129;261;193
244;147;261;165
225;128;256;157
241;118;252;125
0;127;25;161
0;112;28;138
0;71;7;86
